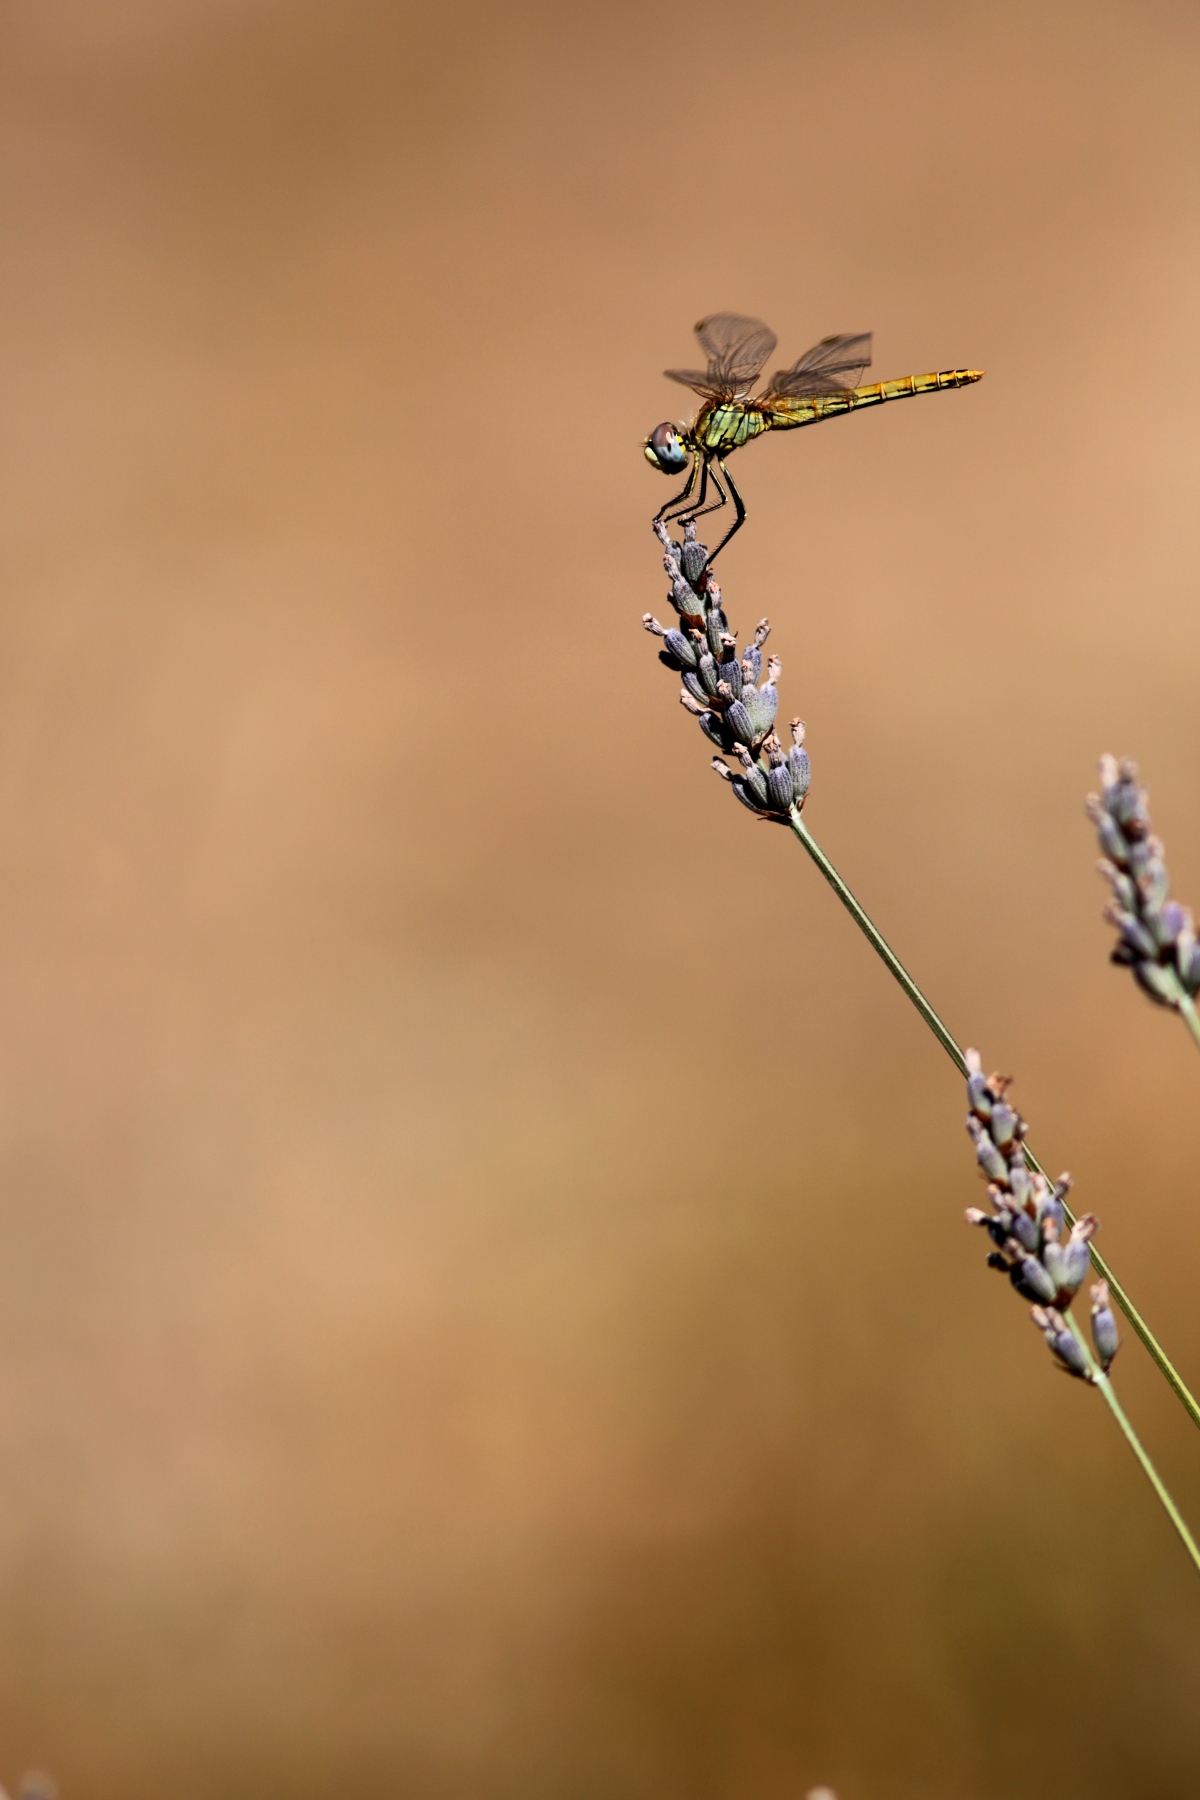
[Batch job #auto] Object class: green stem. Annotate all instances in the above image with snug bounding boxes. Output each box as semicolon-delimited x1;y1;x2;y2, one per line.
1063;1315;1200;1576
787;812;1200;1434
1179;992;1200;1058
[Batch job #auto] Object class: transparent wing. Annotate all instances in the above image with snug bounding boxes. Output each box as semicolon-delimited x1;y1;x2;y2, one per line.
692;312;777;391
663;365;731;398
763;332;873;398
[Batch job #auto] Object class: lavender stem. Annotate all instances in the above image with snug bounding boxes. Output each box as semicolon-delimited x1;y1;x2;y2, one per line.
787;812;1200;1435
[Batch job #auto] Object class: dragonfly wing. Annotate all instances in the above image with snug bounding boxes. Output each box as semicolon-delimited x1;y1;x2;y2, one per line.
663;366;731;398
693;313;777;390
763;332;873;397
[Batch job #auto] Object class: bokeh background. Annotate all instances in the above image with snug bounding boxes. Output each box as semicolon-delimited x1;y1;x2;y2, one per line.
0;0;1198;1794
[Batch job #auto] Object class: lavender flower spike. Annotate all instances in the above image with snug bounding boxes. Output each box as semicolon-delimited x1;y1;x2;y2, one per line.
962;1049;1118;1381
648;517;810;823
1087;755;1200;1010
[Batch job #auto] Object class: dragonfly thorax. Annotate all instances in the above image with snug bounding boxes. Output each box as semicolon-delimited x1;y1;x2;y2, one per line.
644;422;691;475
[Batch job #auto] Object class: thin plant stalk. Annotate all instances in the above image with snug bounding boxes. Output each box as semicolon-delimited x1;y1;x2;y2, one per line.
788;812;1200;1435
1063;1314;1200;1576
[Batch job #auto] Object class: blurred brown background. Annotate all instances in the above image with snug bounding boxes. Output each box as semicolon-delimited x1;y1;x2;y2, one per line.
0;0;1198;1794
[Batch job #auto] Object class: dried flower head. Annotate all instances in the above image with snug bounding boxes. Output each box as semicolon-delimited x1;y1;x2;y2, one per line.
1087;755;1199;1010
646;518;810;822
962;1050;1116;1380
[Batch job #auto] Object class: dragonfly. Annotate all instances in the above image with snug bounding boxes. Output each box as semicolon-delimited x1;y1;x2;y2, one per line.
644;313;983;562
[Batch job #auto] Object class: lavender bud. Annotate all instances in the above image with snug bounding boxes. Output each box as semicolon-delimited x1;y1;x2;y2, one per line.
1108;908;1158;961
1031;1306;1092;1380
725;699;755;745
1007;1161;1031;1209
738;683;778;742
767;763;794;813
718;639;743;700
698;711;729;749
1186;944;1200;994
1100;863;1139;911
663;628;698;669
1008;1208;1038;1253
682;671;709;708
1090;1281;1119;1372
729;779;765;814
680;538;708;586
1008;1252;1057;1306
697;652;721;697
733;745;769;806
965;1054;993;1122
968;1121;1008;1185
1092;812;1130;865
989;1102;1017;1151
790;749;811;801
670;575;702;618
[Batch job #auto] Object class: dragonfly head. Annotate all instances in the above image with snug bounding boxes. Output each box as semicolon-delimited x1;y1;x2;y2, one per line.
644;422;690;475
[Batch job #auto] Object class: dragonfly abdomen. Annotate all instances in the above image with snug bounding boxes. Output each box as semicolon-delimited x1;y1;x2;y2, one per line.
766;367;983;432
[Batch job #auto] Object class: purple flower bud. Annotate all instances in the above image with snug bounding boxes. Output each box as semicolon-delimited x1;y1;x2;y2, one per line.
698;711;728;749
1139;858;1170;915
718;645;743;700
767;763;794;813
729;779;764;814
663;628;698;669
965;1061;993;1121
1186;945;1200;994
1092;813;1130;865
1156;899;1186;942
1030;1306;1092;1380
1008;1252;1057;1306
682;671;708;708
697;652;721;697
1090;1281;1119;1372
969;1124;1008;1185
680;538;708;586
788;746;811;804
989;1102;1017;1151
733;746;769;806
1008;1208;1038;1253
670;575;702;618
725;699;755;745
1099;862;1139;910
739;683;778;742
1108;907;1158;961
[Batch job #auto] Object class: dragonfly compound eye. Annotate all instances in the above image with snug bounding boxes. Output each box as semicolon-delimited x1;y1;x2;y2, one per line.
644;423;690;475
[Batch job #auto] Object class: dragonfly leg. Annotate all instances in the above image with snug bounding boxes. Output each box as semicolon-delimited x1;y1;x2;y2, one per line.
655;454;703;526
685;456;728;525
701;459;745;564
660;455;708;527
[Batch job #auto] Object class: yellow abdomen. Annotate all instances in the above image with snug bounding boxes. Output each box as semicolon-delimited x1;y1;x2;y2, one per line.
765;368;983;431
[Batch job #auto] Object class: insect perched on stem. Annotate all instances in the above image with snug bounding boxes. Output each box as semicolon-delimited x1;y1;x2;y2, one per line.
644;313;983;563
